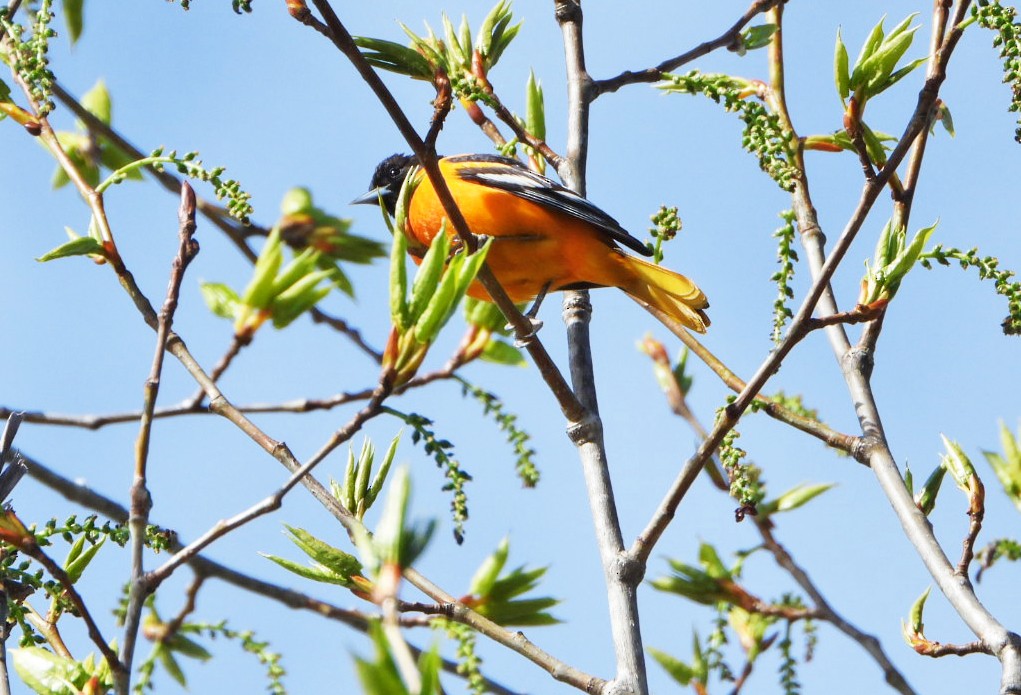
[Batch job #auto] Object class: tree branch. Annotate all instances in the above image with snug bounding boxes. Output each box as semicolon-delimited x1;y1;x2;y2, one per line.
119;183;199;688
591;0;783;96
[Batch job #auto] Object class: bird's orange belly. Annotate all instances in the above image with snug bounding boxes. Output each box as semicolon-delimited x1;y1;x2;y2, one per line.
407;184;624;303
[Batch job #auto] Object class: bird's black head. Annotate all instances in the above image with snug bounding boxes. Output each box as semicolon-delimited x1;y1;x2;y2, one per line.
351;153;419;215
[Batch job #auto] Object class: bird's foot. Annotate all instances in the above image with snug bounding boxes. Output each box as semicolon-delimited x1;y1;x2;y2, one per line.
510;317;544;347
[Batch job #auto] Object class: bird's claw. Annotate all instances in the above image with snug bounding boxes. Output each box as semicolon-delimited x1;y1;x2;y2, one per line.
510;317;544;347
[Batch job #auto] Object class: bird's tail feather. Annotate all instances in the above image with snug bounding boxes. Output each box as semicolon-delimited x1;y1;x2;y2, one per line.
619;255;710;333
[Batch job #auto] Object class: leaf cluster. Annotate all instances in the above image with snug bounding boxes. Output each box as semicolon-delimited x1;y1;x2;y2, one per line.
464;537;559;627
202;226;333;338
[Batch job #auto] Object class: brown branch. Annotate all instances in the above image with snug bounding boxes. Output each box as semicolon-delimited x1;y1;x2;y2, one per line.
18;453;525;695
19;542;124;676
145;385;391;589
424;72;453;150
912;639;992;657
641;304;860;455
957;478;986;578
804;304;886;331
591;0;784;96
163;574;205;639
121;183;200;681
756;520;918;694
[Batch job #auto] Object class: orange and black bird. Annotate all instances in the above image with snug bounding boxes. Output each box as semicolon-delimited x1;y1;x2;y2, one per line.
352;153;710;333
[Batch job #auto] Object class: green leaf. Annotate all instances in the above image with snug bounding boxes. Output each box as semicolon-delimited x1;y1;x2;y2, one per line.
200;282;241;320
260;553;354;586
935;101;955;137
983;421;1021;512
285;526;363;578
941;434;977;493
417;644;442;695
64;535;104;583
270;247;320;297
902;586;931;643
80;80;111;127
470;537;509;597
741;24;778;51
835;29;850;101
11;647;82;695
354;620;408;695
852;16;888;82
157;643;187;687
914;463;947;516
36;236;105;262
525;70;546;143
269;270;332;328
367;433;400;509
413;256;461;344
353;36;434;80
164;633;213;661
408;228;450;323
63;0;85;45
698;542;728;579
481;338;525;366
759;482;836;516
242;227;285;310
648;646;695;686
389;226;410;330
261;551;353;583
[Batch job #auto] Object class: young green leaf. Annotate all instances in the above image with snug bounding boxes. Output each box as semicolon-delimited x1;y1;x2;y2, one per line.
62;0;85;46
983;421;1021;512
200;282;241;320
408;228;451;323
835;29;850;101
648;646;696;686
36;236;105;263
79;80;112;127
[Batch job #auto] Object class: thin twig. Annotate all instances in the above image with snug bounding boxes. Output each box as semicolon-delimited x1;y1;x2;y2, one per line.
912;639;993;657
19;542;123;675
121;183;199;687
756;521;918;694
145;386;391;589
653;350;918;693
163;574;206;638
591;0;783;96
17;453;525;695
640;303;860;454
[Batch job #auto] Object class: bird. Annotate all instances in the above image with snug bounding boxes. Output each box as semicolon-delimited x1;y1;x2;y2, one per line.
352;153;709;333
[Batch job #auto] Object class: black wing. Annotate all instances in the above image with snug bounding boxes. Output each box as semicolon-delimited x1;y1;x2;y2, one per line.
447;154;653;257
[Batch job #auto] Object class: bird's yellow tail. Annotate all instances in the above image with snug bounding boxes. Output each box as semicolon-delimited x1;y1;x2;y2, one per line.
618;255;710;333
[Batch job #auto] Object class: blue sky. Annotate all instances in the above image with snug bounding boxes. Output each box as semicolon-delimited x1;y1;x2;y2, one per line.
2;1;1021;693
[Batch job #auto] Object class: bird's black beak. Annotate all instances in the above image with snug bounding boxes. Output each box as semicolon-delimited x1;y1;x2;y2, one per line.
350;186;389;206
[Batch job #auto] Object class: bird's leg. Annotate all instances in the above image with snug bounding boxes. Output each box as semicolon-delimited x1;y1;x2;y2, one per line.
510;281;550;347
525;281;551;319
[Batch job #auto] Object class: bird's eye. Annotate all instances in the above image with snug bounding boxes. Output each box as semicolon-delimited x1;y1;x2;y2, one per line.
389;167;400;178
